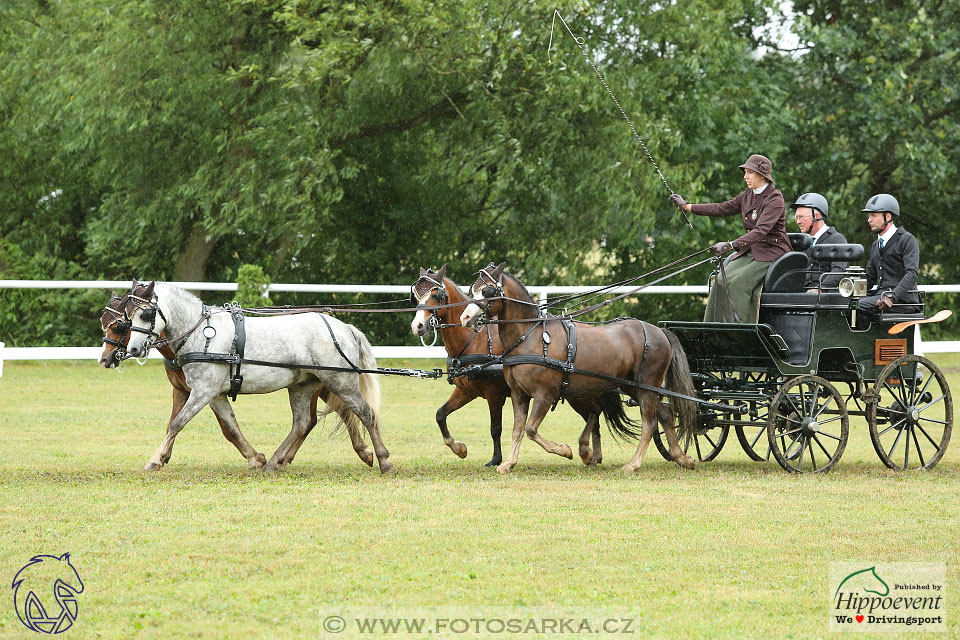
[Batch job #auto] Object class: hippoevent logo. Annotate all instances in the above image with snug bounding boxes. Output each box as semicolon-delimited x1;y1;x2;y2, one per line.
830;562;944;632
11;553;84;634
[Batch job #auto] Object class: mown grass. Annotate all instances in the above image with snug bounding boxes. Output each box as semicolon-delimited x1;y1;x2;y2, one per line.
1;357;959;639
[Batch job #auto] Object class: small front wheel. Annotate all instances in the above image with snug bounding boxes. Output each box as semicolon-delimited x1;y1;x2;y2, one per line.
767;375;849;473
654;423;728;462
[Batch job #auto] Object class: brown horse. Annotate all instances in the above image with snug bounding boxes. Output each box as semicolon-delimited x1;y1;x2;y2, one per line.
98;282;375;471
459;263;697;474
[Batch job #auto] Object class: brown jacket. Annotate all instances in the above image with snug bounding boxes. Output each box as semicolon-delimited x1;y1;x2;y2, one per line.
690;183;790;262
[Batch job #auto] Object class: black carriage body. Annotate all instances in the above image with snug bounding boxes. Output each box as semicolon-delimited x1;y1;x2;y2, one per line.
651;242;951;473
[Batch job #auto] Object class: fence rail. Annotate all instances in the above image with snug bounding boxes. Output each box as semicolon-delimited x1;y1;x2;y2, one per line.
1;280;957;373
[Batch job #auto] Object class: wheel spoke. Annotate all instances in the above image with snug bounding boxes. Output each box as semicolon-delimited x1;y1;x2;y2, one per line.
917;416;949;426
910;426;926;468
808;437;818;471
813;430;842;441
812;433;833;458
778;427;804;437
904;426;911;468
877;417;908;437
784;392;804;419
895;363;909;407
797;435;806;470
914;423;943;449
749;427;765;449
813;395;835;419
808;382;822;417
702;432;718;450
885;424;906;461
817;415;844;426
693;436;703;460
919;395;946;412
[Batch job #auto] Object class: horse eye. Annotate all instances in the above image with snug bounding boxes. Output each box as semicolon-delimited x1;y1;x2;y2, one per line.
141;309;156;322
482;286;497;298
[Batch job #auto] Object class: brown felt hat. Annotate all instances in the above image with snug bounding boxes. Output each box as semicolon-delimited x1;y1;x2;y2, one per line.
739;154;772;181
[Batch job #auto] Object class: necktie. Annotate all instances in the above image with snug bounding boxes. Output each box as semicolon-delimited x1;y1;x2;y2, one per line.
879;237;885;250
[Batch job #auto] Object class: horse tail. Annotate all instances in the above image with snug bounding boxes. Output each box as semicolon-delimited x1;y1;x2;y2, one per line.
660;328;697;448
597;392;644;443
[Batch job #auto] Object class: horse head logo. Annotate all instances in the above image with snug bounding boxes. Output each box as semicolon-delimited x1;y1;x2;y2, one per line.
11;553;84;634
834;566;890;599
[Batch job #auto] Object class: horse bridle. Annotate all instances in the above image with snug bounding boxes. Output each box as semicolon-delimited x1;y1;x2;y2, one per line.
100;288;167;360
468;264;504;315
410;274;448;331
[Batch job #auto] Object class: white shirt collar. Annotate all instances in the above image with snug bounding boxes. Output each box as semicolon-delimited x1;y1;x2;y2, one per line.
752;182;769;195
879;224;897;244
811;225;830;242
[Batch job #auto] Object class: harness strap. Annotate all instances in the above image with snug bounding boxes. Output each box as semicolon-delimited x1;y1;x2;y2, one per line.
319;313;362;374
228;305;246;401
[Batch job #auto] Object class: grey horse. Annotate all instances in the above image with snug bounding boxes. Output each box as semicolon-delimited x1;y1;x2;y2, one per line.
120;281;392;473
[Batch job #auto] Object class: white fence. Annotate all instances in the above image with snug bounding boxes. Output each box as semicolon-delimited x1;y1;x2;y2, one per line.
0;280;958;374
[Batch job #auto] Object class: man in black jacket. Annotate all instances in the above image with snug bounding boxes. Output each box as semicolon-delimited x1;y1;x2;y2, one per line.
857;193;921;321
790;192;847;290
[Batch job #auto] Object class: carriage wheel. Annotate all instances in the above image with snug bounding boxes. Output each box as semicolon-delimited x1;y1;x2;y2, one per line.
654;423;729;463
867;355;953;471
767;375;849;473
736;422;773;462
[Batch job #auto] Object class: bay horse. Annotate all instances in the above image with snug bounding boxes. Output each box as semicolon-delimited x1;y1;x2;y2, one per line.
106;281;391;473
459;263;697;474
410;265;605;467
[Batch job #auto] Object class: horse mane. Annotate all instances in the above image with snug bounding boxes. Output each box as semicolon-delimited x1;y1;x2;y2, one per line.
502;271;535;304
441;276;469;303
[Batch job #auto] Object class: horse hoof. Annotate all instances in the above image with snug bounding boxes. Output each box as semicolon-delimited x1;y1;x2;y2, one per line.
450;441;468;459
560;444;573;459
496;463;513;474
249;453;266;470
484;457;502;468
580;450;593;465
379;461;395;475
144;462;163;471
362;451;374;467
620;463;640;473
681;456;696;470
263;463;280;473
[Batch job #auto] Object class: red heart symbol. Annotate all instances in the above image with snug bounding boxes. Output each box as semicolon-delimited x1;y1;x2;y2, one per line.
856;615;864;623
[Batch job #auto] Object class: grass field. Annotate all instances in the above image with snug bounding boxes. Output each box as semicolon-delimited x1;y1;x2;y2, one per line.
2;357;959;639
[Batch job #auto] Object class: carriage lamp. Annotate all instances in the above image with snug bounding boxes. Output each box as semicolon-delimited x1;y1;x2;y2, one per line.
839;267;868;299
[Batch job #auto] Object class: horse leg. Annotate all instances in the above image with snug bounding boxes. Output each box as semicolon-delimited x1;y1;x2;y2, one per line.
497;393;530;474
279;387;327;467
435;387;474;459
485;391;507;467
326;377;393;474
590;412;604;464
208;396;266;469
577;412;600;465
522;393;573;460
145;390;215;471
265;383;318;472
620;391;659;473
658;403;696;470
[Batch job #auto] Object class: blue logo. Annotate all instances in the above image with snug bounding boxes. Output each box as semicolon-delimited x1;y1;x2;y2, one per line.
11;553;84;634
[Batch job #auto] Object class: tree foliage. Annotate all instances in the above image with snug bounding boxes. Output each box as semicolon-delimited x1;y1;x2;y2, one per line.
1;0;957;345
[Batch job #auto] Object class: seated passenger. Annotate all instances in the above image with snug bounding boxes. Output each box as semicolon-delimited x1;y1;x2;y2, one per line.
857;193;921;321
790;192;847;291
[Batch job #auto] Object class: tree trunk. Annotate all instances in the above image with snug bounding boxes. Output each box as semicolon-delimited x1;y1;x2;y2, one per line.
173;224;218;282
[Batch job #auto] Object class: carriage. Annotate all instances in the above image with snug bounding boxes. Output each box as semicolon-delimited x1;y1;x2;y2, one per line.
651;235;953;473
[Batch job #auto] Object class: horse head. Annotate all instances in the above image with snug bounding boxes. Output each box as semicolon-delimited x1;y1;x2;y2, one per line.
123;281;166;358
410;264;448;337
460;262;506;328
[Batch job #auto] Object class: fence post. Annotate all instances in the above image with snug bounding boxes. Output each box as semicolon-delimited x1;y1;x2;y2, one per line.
0;341;4;377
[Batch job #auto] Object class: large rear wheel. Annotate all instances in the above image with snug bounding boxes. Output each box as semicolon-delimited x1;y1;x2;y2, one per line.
867;355;953;471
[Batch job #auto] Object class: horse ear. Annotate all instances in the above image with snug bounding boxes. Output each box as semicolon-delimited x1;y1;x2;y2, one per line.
143;281;155;297
419;267;426;276
130;278;138;291
110;290;118;299
437;264;447;280
493;262;506;279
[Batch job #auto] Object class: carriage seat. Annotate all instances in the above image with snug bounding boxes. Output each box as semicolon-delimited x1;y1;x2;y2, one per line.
762;252;810;294
811;243;864;263
788;233;813;252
